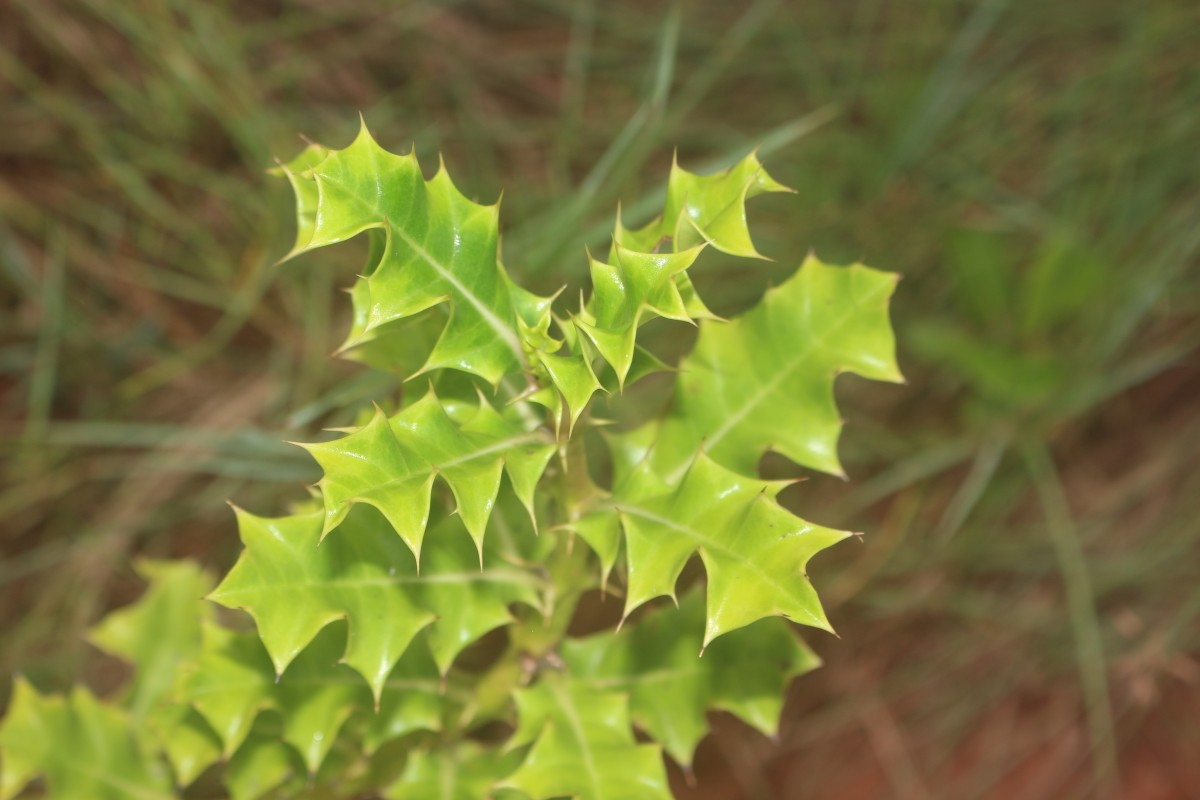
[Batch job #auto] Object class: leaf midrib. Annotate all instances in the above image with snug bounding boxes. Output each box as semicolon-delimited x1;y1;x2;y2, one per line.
615;503;824;628
211;567;542;599
692;276;891;473
326;431;544;497
324;151;525;362
548;679;603;799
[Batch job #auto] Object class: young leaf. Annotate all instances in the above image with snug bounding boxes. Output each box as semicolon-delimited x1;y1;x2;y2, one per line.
209;507;543;702
0;680;173;800
615;150;792;259
574;243;706;387
652;256;903;480
504;674;672;800
561;590;820;767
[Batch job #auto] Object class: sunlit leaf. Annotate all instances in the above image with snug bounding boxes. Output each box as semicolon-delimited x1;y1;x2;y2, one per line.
279;122;542;387
601;453;851;646
652;255;903;480
209;507;542;702
298;389;554;560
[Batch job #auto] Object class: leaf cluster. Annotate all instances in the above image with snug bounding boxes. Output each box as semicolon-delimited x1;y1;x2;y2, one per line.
1;123;900;799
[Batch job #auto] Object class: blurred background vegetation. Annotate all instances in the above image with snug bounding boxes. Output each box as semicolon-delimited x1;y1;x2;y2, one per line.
2;0;1198;797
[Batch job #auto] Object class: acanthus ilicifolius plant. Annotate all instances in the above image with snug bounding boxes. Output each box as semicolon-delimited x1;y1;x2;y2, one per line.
0;121;901;799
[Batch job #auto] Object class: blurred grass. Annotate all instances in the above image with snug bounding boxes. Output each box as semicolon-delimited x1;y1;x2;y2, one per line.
2;0;1198;798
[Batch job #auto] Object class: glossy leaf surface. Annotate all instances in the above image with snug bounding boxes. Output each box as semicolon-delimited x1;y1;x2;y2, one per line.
0;125;904;800
595;452;851;646
297;389;554;558
210;507;542;702
279;123;537;387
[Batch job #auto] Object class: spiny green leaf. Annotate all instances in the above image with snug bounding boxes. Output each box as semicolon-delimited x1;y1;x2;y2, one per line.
279;122;542;387
179;620;443;778
574;243;705;388
564;149;787;395
561;590;820;766
652;255;903;480
386;744;527;800
209;507;542;701
181;623;358;773
297;389;554;560
603;452;850;646
88;559;213;718
504;674;672;800
0;679;173;800
616;150;792;259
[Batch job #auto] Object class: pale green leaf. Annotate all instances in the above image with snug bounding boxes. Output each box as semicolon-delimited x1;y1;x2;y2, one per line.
224;734;302;800
0;679;172;800
574;244;705;387
181;622;442;777
297;389;553;560
386;744;527;800
88;559;213;718
280;122;539;387
145;703;222;788
504;674;672;800
561;590;820;766
653;256;903;480
605;453;851;646
616;150;792;259
209;507;542;702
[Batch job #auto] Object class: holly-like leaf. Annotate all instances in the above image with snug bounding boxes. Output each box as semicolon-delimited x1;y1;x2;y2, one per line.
573;243;705;388
298;389;554;560
565;150;789;396
561;590;820;767
279;122;543;387
386;743;526;800
179;621;444;778
88;559;213;718
617;150;793;259
599;452;851;647
0;679;173;800
652;256;903;481
503;673;671;800
180;623;358;773
209;506;543;702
